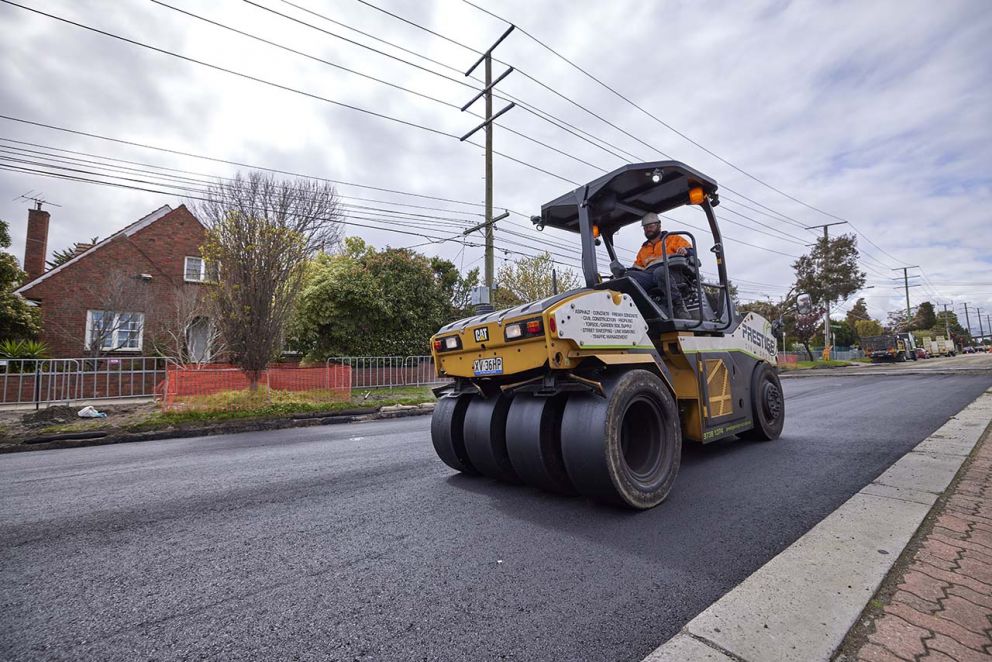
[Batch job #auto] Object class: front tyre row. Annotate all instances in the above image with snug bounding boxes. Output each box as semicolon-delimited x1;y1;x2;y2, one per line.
431;364;783;509
431;370;682;510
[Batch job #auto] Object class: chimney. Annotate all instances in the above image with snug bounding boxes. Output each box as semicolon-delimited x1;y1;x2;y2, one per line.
24;204;50;282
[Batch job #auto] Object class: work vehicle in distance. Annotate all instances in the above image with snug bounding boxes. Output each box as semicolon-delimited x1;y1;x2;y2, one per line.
862;333;918;362
923;336;956;357
429;161;785;510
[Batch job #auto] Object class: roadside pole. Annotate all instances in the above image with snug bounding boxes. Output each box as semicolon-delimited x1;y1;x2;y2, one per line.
459;25;515;303
942;303;951;340
805;222;847;349
892;265;920;323
963;302;972;337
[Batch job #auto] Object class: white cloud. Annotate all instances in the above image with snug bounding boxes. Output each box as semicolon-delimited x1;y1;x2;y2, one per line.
1;0;989;330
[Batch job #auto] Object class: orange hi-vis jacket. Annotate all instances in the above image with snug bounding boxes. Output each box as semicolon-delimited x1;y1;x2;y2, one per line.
634;234;691;268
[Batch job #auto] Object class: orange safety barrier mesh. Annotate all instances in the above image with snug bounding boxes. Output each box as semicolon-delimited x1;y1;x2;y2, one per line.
160;363;352;410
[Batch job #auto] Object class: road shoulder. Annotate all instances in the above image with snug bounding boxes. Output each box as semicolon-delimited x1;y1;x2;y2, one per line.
644;388;992;662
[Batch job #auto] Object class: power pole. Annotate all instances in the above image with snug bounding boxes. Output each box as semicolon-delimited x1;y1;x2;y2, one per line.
942;303;951;339
805;222;847;349
977;308;984;341
460;25;515;301
963;302;971;336
891;266;920;323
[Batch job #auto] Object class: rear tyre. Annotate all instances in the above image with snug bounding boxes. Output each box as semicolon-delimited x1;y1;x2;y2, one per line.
740;363;785;441
505;394;575;494
463;394;519;482
561;370;681;509
431;394;478;474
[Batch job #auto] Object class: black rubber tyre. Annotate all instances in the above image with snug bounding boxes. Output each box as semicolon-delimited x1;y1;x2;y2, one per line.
560;370;681;510
463;394;519;482
505;394;575;495
740;363;785;441
430;394;477;474
897;351;907;362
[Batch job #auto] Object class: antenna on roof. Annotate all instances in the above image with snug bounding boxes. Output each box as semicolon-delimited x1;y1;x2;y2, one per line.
13;191;62;210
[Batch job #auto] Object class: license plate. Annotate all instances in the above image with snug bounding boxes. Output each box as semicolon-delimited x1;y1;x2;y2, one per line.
472;357;503;376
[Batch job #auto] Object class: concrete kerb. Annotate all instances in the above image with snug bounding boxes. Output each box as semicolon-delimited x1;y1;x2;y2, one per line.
643;387;992;662
779;368;992;379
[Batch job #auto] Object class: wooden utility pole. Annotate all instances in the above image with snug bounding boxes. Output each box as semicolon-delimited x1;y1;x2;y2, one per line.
963;302;972;336
460;26;515;301
805;222;847;349
892;266;920;323
942;303;951;339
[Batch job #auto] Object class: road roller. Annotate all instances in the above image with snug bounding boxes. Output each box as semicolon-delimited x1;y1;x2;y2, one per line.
429;161;784;509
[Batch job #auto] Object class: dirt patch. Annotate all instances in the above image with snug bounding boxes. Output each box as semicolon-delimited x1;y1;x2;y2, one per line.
20;405;78;428
0;402;159;440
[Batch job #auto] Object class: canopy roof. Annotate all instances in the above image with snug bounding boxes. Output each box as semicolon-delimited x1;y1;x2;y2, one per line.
536;161;718;235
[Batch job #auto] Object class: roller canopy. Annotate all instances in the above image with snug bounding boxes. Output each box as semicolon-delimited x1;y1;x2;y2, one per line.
536;161;718;235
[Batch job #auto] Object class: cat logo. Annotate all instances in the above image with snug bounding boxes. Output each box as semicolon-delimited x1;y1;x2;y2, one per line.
474;327;489;343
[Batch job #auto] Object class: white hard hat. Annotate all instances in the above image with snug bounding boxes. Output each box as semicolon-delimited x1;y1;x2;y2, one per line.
641;212;660;227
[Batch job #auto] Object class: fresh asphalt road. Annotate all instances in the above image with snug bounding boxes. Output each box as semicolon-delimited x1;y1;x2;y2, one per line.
2;374;990;661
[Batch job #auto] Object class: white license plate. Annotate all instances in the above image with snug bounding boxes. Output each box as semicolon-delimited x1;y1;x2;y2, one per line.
472;357;503;376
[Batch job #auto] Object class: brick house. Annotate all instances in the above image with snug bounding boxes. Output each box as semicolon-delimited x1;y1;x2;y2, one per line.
15;204;215;360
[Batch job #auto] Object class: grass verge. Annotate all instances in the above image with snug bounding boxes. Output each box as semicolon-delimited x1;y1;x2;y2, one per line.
780;359;855;371
36;386;435;435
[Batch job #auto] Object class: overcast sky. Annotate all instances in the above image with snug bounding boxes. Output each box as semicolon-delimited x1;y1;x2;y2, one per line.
1;0;990;331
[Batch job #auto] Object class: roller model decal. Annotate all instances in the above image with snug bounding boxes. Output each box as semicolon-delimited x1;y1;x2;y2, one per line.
678;312;777;364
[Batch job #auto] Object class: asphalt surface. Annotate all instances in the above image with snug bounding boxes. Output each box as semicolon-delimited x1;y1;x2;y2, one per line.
1;374;990;662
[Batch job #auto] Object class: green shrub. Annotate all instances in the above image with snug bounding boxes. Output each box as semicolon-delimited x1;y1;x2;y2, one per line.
0;339;49;359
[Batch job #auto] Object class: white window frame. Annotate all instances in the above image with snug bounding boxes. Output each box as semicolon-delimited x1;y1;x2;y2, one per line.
184;256;208;282
84;310;145;352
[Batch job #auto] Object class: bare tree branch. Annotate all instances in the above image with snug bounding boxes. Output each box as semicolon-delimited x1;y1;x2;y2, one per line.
190;171;342;388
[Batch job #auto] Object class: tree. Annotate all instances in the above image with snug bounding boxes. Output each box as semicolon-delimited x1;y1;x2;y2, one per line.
737;299;780;320
930;310;972;347
289;238;455;358
854;319;884;339
47;236;99;269
153;286;225;366
845;297;870;329
430;257;480;320
910;301;936;331
886;309;911;333
194;171;342;388
0;218;40;341
793;307;824;361
493;253;580;310
829;319;856;346
792;234;866;310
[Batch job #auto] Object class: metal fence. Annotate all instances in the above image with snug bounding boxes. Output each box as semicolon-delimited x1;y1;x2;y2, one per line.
0;356;169;406
325;355;449;389
1;354;447;407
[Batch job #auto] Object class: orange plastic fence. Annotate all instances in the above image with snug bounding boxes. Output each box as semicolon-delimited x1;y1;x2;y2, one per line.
160;363;352;409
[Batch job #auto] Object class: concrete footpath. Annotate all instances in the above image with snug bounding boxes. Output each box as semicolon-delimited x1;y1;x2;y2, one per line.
838;420;992;661
645;389;992;662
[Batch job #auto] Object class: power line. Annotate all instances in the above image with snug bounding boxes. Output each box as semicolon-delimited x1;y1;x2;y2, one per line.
459;0;911;270
0;115;808;266
0;0;578;186
0;115;495;208
247;0;873;262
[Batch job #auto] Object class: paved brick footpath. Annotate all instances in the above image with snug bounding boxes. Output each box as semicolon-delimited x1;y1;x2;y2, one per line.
850;430;992;661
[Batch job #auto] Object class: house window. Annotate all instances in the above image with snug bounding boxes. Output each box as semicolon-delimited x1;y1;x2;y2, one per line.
184;256;217;282
85;310;145;351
